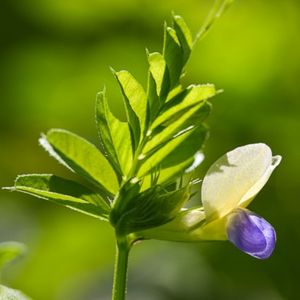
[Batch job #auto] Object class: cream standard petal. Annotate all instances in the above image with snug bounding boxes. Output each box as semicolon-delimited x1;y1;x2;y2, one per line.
202;144;275;220
239;155;281;208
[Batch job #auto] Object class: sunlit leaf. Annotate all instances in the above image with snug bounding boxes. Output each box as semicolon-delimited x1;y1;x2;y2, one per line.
141;158;194;190
161;126;207;168
163;25;183;89
96;89;133;176
0;242;26;271
6;174;110;220
138;124;207;177
143;100;211;155
146;73;160;124
151;84;215;130
139;125;207;183
39;129;119;195
114;70;147;144
147;52;170;101
173;14;193;64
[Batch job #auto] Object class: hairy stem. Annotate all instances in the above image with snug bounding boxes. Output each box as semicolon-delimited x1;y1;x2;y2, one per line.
112;237;131;300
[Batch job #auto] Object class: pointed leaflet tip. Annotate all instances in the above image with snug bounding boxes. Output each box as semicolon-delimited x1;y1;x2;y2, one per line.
39;132;71;171
1;187;15;191
109;66;116;75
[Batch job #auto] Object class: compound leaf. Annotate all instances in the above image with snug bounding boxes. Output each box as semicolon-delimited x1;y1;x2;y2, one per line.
140;125;207;185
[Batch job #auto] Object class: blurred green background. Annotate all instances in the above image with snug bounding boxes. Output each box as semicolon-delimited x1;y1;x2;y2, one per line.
0;0;299;299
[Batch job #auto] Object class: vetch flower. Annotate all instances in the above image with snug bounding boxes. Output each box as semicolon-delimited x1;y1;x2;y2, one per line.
140;143;281;259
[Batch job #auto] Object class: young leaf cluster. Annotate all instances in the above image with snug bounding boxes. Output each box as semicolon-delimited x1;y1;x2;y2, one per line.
6;15;218;238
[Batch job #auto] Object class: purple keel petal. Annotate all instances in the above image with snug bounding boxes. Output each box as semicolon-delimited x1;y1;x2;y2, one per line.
226;208;276;259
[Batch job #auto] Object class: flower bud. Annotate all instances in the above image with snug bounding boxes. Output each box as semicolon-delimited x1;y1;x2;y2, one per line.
226;208;276;259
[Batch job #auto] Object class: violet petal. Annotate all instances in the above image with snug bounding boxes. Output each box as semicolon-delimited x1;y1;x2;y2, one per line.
226;208;276;259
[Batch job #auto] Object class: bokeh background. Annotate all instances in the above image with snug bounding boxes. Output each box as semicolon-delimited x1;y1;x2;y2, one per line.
0;0;299;299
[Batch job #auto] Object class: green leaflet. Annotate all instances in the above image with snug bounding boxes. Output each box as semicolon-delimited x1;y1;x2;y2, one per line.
7;174;110;220
114;70;147;146
146;72;160;125
0;242;26;271
163;25;183;89
141;157;194;191
159;125;207;168
143;100;211;156
147;52;170;101
151;84;215;130
139;125;207;184
137;123;207;178
96;89;133;177
173;14;193;65
40;129;119;195
138;207;207;242
0;285;32;300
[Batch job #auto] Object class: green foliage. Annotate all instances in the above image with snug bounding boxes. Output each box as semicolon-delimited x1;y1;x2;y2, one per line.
110;182;189;236
0;242;26;272
6;175;110;220
96;89;133;176
39;129;119;195
0;242;31;299
6;14;218;237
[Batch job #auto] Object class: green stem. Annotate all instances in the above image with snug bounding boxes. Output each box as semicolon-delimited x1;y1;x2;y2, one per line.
112;237;131;300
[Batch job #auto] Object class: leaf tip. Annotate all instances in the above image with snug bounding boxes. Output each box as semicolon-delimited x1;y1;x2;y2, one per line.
109;66;116;75
2;186;15;191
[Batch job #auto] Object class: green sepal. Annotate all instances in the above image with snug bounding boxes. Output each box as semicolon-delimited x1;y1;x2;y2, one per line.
39;129;119;195
96;89;133;177
6;174;110;220
139;206;227;242
109;181;141;229
0;242;26;271
110;182;189;236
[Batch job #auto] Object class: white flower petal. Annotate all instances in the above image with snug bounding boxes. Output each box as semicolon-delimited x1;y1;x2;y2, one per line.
239;155;281;207
202;144;280;220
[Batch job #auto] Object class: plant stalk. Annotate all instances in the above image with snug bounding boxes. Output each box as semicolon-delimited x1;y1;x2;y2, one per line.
112;237;131;300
